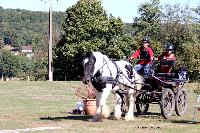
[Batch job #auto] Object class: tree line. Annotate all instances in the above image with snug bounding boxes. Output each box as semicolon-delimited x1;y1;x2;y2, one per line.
54;0;200;82
0;0;200;81
0;6;64;80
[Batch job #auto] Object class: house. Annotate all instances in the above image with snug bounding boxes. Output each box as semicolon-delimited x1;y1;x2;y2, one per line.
10;48;20;55
21;45;34;58
2;44;34;58
21;45;33;53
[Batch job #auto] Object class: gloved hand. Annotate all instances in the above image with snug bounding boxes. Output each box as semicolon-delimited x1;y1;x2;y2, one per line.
129;56;133;60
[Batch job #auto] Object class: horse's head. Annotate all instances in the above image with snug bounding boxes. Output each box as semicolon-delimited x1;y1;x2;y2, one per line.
82;52;96;84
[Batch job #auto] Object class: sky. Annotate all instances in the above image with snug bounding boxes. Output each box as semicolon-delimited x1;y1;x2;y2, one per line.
0;0;199;23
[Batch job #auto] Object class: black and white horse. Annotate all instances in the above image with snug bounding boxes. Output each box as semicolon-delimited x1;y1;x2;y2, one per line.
82;52;144;121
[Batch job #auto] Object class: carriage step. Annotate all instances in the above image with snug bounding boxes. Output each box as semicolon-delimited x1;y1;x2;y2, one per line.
154;73;176;77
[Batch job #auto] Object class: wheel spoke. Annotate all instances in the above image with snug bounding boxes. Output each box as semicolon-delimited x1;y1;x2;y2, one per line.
161;89;175;118
175;89;188;116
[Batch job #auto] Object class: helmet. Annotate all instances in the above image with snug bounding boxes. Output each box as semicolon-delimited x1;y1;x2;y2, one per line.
165;42;174;50
142;37;150;44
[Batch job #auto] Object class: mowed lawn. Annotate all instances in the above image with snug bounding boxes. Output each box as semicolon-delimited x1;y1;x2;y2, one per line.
0;81;200;133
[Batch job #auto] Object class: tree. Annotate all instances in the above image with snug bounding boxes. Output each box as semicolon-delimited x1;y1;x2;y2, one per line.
131;1;200;81
0;49;37;80
194;5;200;23
132;0;162;40
160;4;196;48
193;5;200;42
54;0;134;80
159;4;200;81
0;50;17;78
132;0;163;56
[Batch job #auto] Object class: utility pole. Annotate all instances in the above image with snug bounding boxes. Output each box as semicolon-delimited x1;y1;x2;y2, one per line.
48;0;53;81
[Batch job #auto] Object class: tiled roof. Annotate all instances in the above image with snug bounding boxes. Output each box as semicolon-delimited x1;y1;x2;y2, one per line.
21;45;32;50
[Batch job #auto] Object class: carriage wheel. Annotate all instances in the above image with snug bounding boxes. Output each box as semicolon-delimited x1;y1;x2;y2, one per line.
136;93;149;115
160;88;175;119
175;89;188;116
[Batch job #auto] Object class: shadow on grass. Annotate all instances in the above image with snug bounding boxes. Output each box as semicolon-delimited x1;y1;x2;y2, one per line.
171;120;200;124
39;115;93;122
135;112;163;119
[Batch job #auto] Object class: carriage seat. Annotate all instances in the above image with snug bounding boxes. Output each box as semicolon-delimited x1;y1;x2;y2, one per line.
154;62;188;82
154;60;176;79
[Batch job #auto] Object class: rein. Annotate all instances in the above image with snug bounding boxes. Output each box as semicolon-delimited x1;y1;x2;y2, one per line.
85;53;148;92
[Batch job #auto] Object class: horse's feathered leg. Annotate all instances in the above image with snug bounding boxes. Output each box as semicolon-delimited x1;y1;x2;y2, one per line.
91;91;102;122
94;89;101;107
92;84;112;122
125;88;136;121
112;86;122;119
114;93;122;120
99;84;112;118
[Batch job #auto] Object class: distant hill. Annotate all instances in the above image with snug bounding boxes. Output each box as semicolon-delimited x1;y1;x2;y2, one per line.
0;7;65;52
0;7;133;53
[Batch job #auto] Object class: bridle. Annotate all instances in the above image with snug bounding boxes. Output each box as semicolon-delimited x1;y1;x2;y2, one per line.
83;57;95;77
83;55;113;82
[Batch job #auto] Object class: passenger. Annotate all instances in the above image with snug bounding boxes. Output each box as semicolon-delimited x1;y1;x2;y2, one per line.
157;42;176;73
130;37;154;75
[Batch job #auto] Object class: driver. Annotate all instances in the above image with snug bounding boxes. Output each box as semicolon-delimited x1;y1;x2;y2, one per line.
157;42;176;73
130;37;154;75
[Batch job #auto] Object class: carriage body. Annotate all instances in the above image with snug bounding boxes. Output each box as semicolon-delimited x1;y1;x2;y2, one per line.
135;60;189;119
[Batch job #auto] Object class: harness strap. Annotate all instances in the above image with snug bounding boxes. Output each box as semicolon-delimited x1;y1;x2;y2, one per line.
92;58;118;91
92;57;146;92
112;60;121;82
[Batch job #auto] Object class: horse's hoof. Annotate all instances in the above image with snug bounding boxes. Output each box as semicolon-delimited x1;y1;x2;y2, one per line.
124;116;135;121
114;116;121;120
101;105;111;119
114;114;121;120
125;118;135;121
92;115;103;122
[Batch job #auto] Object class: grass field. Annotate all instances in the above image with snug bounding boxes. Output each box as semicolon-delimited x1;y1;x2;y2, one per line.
0;81;200;133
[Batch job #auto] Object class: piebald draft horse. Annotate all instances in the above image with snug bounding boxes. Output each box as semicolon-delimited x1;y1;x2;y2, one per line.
82;52;144;121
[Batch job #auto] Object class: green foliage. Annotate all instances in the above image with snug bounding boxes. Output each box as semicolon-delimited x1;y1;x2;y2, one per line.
0;50;18;77
132;0;162;39
194;5;200;23
160;4;200;82
54;0;134;80
131;0;163;56
0;7;61;80
0;7;64;50
0;48;47;80
132;0;200;82
160;4;196;48
0;50;33;78
62;0;108;43
31;55;48;81
176;43;200;82
1;2;200;82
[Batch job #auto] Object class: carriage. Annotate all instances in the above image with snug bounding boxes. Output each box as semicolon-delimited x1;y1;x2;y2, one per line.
82;52;189;121
132;60;189;119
